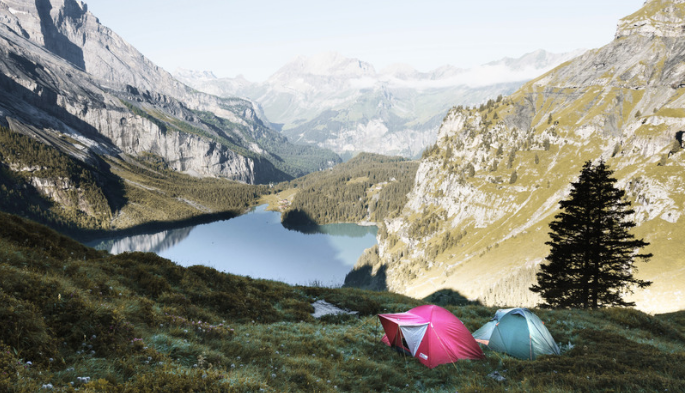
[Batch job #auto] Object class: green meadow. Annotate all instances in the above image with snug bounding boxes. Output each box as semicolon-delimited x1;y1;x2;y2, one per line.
0;211;683;392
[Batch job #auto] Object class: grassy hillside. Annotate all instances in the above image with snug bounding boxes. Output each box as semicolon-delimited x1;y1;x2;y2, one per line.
0;212;683;392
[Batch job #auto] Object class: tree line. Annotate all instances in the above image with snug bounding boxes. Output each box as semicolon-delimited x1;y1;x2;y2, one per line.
280;153;419;226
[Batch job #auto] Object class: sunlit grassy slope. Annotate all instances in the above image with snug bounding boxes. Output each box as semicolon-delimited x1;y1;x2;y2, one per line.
0;212;683;392
373;0;685;314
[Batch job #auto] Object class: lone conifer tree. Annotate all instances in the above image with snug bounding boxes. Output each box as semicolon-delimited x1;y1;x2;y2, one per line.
530;160;652;309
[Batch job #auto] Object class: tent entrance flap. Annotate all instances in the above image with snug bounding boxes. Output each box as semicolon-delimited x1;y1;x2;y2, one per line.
399;323;429;357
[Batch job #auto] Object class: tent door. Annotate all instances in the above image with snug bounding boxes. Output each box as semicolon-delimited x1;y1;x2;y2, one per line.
399;323;429;357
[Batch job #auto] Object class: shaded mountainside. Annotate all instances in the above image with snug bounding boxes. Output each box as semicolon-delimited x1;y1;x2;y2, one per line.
0;212;684;392
0;0;340;187
278;153;419;228
357;0;685;314
0;123;273;238
176;50;583;159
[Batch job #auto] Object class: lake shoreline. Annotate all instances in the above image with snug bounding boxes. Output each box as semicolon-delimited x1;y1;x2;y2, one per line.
88;205;379;287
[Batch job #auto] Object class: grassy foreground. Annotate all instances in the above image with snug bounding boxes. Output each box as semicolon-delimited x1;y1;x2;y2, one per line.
0;212;683;392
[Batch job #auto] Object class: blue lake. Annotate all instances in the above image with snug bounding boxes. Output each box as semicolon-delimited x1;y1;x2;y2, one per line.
88;205;378;287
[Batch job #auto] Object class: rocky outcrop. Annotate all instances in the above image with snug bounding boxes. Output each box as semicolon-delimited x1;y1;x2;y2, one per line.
615;0;685;39
367;0;685;314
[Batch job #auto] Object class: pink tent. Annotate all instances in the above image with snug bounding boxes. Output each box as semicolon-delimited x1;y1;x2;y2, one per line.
378;305;485;368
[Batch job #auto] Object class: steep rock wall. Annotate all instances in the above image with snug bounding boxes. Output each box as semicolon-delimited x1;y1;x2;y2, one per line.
368;0;685;314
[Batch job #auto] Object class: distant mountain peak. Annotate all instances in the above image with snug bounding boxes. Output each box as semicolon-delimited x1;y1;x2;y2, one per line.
486;49;587;71
174;68;218;81
272;52;376;79
379;63;419;79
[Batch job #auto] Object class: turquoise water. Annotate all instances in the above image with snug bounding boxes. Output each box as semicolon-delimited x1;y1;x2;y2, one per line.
88;205;377;286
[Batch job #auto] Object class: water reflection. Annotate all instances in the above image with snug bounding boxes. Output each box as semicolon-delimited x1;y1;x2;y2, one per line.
87;205;377;287
90;227;193;254
288;223;377;237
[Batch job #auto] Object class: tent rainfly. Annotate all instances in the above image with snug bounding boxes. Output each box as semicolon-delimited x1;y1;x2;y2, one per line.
472;308;560;360
378;305;485;368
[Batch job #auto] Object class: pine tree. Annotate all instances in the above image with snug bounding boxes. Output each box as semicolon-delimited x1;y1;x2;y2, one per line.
530;160;652;309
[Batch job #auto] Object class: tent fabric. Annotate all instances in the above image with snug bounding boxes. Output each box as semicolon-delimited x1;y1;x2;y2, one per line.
472;308;560;360
378;305;485;368
399;323;429;356
472;308;516;345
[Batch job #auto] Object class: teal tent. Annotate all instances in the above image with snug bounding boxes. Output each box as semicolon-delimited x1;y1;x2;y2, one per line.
472;308;559;360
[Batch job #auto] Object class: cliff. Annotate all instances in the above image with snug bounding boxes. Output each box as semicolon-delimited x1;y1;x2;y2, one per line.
364;0;685;314
0;0;339;186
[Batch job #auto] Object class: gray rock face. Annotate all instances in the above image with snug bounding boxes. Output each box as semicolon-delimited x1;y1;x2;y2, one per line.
615;0;685;39
0;0;186;95
0;0;335;184
0;24;263;183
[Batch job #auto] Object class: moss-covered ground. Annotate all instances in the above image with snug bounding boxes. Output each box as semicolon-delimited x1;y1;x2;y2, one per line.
0;212;683;392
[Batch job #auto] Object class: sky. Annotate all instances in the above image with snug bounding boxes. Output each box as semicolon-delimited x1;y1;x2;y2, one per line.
83;0;646;82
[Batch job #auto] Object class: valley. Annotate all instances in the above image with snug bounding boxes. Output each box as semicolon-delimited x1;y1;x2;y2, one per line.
0;212;683;392
0;0;684;391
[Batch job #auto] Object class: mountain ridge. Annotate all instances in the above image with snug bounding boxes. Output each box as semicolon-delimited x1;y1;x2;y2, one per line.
0;0;340;232
0;0;339;184
353;0;685;314
175;49;585;159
